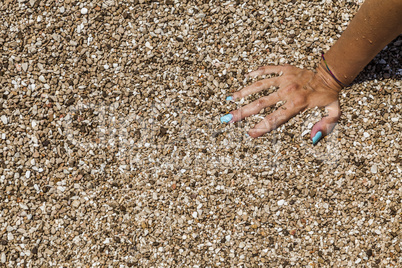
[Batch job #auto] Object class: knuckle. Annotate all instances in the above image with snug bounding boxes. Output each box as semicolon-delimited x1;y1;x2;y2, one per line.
254;81;264;88
292;94;306;107
283;84;299;95
256;98;266;108
332;109;342;119
233;92;242;99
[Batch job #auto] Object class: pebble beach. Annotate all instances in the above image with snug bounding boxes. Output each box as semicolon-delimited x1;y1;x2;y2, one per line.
0;0;401;267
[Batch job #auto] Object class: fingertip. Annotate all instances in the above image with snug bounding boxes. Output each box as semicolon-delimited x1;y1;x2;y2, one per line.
220;113;233;124
247;129;261;138
312;131;323;145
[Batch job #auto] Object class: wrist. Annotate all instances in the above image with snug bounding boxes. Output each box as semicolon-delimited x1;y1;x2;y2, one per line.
315;59;344;93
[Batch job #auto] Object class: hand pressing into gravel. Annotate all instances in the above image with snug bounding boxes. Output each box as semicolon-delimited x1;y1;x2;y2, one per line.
221;0;402;144
221;63;342;144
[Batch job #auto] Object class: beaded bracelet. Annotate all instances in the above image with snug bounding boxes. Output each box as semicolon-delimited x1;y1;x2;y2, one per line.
321;53;346;88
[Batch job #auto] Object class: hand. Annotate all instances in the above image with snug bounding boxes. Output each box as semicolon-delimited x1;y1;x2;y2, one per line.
222;64;342;144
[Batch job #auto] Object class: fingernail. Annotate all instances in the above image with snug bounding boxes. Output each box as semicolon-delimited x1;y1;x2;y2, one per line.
226;96;233;101
312;131;323;145
245;133;250;138
220;114;233;124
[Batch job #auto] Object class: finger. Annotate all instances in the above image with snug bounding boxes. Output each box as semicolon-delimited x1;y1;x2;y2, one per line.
248;104;300;138
230;93;280;122
310;100;341;145
246;65;285;78
232;77;280;100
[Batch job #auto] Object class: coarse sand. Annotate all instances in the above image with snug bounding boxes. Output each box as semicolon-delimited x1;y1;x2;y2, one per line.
0;0;401;267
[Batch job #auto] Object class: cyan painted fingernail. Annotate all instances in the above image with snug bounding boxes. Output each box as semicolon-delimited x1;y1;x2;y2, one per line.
245;133;250;138
312;131;323;145
220;114;233;123
226;96;233;101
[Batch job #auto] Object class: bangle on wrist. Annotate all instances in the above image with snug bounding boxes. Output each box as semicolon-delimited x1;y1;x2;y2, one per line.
321;53;347;88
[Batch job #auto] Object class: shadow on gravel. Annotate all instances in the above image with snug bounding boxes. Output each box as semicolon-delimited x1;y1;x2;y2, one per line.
353;35;402;85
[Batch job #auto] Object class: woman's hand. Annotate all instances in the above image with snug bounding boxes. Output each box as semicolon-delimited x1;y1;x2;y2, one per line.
221;63;342;144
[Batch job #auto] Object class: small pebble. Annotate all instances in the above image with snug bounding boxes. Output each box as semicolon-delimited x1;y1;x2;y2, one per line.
1;115;7;125
371;165;378;174
72;200;81;208
277;200;286;206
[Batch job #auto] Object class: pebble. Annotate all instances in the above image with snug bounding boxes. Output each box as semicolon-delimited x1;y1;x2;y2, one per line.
1;115;8;125
81;7;88;15
371;165;378;174
7;233;13;241
71;200;81;208
22;62;28;72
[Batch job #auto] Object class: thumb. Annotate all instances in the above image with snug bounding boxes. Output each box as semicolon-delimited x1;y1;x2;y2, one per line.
310;100;341;145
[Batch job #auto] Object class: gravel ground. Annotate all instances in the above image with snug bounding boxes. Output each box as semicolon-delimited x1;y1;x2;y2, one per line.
0;0;401;267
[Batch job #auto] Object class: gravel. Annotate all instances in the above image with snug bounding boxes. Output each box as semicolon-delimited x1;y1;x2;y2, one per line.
0;0;401;267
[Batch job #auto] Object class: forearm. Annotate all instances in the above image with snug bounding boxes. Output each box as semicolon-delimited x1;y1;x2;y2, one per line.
322;0;402;86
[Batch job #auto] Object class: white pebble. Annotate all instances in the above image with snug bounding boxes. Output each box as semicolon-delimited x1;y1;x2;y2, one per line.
278;199;286;206
104;64;109;70
363;132;369;138
19;203;28;210
371;165;377;174
57;186;66;192
192;212;198;218
7;233;14;241
301;130;309;137
1;252;5;263
72;200;81;208
38;75;46;83
22;62;28;72
145;41;153;49
81;7;88;15
25;171;31;179
1;115;8;125
32;120;37;128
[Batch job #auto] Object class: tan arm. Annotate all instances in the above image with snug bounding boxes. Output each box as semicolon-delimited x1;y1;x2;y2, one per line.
323;0;402;86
